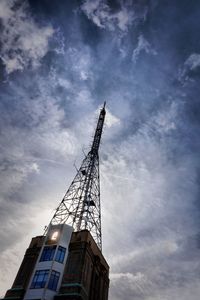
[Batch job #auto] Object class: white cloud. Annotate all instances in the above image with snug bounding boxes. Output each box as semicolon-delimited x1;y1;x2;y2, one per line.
0;0;54;74
132;35;157;63
110;272;153;299
57;78;71;89
0;72;80;207
0;0;13;19
105;109;121;128
30;162;40;174
178;53;200;83
81;0;148;33
100;99;199;299
77;89;92;104
67;47;93;81
150;101;177;134
0;2;199;299
184;53;200;70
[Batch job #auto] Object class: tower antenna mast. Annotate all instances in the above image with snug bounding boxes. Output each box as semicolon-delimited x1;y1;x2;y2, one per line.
49;103;106;249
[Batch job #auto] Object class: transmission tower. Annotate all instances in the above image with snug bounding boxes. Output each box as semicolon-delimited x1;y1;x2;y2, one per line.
49;103;106;249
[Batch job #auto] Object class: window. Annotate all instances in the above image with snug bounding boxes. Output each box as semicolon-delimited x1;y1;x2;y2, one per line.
48;270;60;291
30;270;49;289
55;246;66;263
40;246;56;262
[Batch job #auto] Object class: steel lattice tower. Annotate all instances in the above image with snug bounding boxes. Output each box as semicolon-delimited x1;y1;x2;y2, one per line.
49;103;106;249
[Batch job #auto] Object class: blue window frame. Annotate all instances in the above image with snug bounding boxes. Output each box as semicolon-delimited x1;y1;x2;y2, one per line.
40;246;56;262
30;269;49;289
55;246;66;263
48;270;60;291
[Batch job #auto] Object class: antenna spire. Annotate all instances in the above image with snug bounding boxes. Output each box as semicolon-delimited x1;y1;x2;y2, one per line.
49;103;106;249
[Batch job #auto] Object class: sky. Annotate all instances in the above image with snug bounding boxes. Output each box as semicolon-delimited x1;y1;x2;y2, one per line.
0;0;200;299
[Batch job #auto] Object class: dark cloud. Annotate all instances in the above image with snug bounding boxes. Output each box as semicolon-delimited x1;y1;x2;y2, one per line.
0;0;200;299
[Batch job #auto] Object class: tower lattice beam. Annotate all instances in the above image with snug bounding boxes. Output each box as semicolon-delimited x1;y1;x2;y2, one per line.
49;103;106;249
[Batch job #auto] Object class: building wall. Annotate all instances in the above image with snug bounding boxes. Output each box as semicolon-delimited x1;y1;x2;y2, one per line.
55;230;109;300
3;235;45;300
3;229;109;300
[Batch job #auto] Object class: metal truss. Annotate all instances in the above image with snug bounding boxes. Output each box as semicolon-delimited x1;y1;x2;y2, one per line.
49;103;106;250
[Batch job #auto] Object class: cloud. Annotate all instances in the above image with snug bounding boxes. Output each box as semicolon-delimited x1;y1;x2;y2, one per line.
184;53;200;71
0;0;54;74
105;108;120;128
110;272;153;299
81;0;148;33
148;101;177;134
101;98;200;299
0;69;82;255
132;35;157;63
66;46;93;81
102;141;200;299
1;1;200;299
178;53;200;83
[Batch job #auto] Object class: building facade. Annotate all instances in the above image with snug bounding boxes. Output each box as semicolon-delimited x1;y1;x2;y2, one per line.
3;229;109;300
